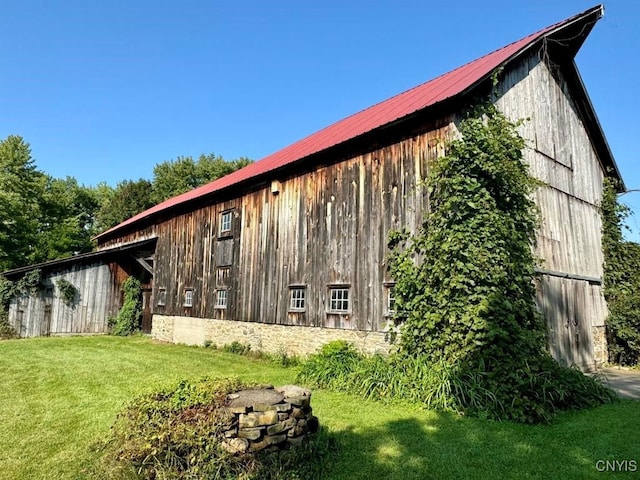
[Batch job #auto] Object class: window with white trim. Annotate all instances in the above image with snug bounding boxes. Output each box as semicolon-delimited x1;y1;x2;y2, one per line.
215;289;228;309
386;284;396;313
328;286;350;313
289;286;306;312
219;211;233;236
157;287;167;306
183;288;194;307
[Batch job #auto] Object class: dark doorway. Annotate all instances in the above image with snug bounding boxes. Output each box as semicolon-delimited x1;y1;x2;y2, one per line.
141;288;152;334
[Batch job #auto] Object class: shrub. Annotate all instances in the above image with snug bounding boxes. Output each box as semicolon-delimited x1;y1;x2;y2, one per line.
601;178;640;366
0;311;17;339
222;341;251;355
112;277;142;336
98;376;333;480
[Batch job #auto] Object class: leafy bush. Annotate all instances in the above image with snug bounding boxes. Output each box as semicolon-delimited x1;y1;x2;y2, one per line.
601;178;640;366
0;311;18;339
606;293;640;365
98;376;333;480
112;277;142;336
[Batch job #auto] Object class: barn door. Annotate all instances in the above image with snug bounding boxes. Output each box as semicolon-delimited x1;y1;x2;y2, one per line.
141;288;152;334
539;276;595;370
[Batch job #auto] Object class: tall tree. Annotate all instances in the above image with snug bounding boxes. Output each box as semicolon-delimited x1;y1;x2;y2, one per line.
94;179;154;232
33;176;99;262
0;136;44;271
151;153;251;204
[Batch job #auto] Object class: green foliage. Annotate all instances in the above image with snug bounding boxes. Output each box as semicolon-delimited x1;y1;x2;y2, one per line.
389;104;543;363
219;341;301;367
0;269;42;339
94;179;155;232
33;176;99;262
382;104;615;422
298;342;617;424
56;278;78;307
601;178;640;365
100;376;331;480
151;153;252;204
0;310;17;339
112;277;142;336
222;340;252;355
0;135;44;271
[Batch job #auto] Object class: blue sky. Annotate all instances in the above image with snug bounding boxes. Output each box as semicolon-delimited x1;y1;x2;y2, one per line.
1;1;638;236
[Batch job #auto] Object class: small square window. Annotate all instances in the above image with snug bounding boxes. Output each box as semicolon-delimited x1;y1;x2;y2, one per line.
183;288;194;307
328;287;350;313
157;288;167;306
219;211;233;236
215;289;228;309
289;287;306;312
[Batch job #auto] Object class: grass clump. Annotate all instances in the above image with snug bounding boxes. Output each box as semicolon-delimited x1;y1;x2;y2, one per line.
298;341;617;424
98;375;331;480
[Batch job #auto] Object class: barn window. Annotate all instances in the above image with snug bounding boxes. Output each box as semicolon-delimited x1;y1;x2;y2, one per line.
386;283;396;313
219;210;233;237
216;266;231;286
157;288;167;306
215;289;228;309
183;288;194;308
328;286;350;313
289;286;306;312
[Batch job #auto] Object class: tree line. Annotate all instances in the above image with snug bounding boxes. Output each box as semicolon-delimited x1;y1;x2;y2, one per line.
0;135;251;272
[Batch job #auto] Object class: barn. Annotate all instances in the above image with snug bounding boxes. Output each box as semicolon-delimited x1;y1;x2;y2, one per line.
4;5;623;371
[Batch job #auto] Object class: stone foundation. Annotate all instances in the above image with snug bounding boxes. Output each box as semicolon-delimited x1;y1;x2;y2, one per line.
151;314;392;356
592;325;608;367
222;385;317;454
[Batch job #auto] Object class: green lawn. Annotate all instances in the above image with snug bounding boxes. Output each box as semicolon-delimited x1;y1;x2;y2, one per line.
1;336;638;480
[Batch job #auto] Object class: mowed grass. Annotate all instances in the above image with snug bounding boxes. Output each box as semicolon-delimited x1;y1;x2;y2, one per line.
1;336;639;480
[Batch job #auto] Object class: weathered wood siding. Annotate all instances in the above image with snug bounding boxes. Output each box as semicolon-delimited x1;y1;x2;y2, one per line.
100;124;453;332
497;52;608;368
8;263;120;337
97;50;610;369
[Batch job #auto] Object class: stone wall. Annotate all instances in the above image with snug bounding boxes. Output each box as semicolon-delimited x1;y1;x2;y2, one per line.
222;385;317;454
151;314;392;356
592;325;608;367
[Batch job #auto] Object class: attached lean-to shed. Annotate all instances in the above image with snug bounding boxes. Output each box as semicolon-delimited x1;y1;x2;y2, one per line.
4;5;623;371
3;239;155;337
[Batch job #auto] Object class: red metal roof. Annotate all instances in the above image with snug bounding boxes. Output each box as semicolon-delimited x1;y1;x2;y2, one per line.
97;6;603;240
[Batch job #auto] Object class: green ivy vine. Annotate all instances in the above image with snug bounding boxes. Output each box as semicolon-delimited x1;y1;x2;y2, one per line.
0;269;42;338
387;103;615;422
56;278;78;307
112;276;143;336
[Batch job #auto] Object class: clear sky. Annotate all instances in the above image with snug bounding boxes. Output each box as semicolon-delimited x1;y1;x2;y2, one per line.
1;1;638;237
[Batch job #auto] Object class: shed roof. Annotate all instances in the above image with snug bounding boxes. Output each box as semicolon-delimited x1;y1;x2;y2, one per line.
97;4;616;241
1;238;157;279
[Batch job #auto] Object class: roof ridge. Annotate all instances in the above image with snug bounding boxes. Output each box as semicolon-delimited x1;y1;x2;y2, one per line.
95;5;603;241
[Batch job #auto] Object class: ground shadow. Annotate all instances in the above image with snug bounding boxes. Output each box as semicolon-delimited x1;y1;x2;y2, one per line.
317;402;640;480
